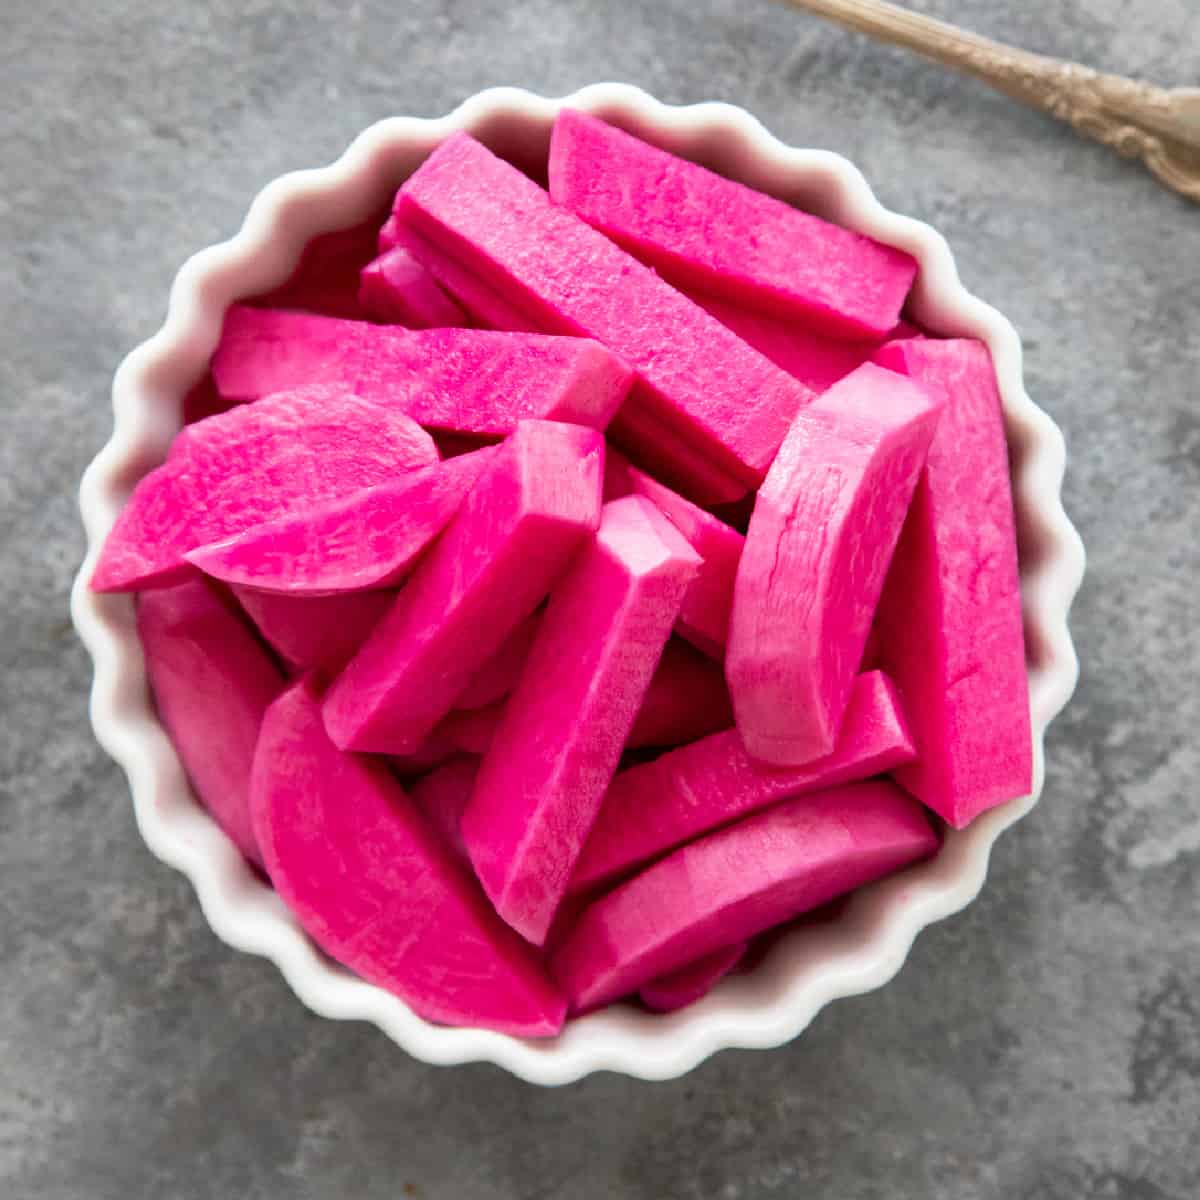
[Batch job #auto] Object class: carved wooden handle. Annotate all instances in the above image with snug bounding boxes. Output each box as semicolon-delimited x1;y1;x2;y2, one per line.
782;0;1200;204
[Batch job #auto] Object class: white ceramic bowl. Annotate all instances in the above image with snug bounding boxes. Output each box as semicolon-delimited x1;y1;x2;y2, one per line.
72;83;1085;1085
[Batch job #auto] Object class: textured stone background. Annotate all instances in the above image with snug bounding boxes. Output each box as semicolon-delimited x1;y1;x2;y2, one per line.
4;1;1198;1196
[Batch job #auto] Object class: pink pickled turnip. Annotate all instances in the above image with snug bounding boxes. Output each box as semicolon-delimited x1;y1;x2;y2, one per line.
233;587;394;676
727;363;941;765
211;305;632;435
552;780;937;1012
408;756;478;861
871;338;1032;827
380;217;541;333
455;611;542;710
322;420;604;754
548;109;916;339
626;638;733;748
137;577;285;866
186;450;493;595
91;386;437;593
606;451;743;658
251;678;565;1037
639;942;747;1013
395;132;815;501
463;496;701;945
358;247;467;328
570;670;916;896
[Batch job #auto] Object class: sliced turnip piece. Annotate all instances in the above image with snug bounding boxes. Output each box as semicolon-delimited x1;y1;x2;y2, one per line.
322;420;604;754
395;132;815;501
251;678;565;1037
464;496;701;945
91;386;437;593
137;577;285;866
570;670;916;896
625;639;733;748
548;109;915;339
552;780;937;1012
358;247;467;328
212;305;631;436
407;756;479;862
233;587;394;676
187;450;493;595
871;338;1031;827
455;611;542;710
727;362;941;765
379;217;542;332
606;451;743;658
639;942;747;1013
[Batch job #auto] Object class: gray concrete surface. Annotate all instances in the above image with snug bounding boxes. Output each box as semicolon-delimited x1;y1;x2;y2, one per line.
4;1;1198;1196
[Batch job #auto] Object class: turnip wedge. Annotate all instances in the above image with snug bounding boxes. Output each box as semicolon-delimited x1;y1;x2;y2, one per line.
552;780;937;1013
211;305;631;436
548;109;916;339
138;577;285;867
91;386;436;592
727;362;940;765
464;495;700;945
870;337;1032;827
252;677;566;1038
188;450;493;595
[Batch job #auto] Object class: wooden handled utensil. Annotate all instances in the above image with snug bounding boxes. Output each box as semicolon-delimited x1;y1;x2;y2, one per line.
781;0;1200;204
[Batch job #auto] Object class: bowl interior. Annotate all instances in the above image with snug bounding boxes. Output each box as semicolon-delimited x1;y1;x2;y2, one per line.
74;84;1083;1084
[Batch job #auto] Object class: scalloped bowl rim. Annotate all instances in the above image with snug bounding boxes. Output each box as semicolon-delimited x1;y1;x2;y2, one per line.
71;83;1085;1085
